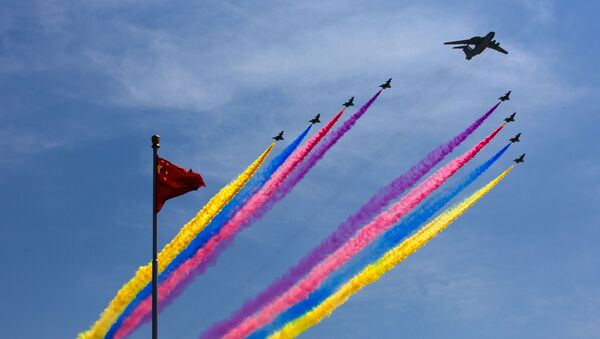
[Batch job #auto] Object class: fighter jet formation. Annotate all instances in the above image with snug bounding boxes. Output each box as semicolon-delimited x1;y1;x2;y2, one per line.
309;114;321;124
498;93;524;162
444;32;508;60
273;83;525;166
273;131;284;141
494;89;525;164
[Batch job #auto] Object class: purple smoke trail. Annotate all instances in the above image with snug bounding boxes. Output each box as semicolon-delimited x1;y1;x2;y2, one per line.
203;100;501;338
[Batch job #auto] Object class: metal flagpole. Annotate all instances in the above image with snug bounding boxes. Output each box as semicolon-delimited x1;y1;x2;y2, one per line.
151;135;160;339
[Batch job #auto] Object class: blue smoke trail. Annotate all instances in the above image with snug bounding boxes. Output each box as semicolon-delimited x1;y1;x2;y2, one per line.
251;143;511;338
107;125;313;338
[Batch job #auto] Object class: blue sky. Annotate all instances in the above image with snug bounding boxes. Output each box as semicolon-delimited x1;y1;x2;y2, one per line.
1;1;599;338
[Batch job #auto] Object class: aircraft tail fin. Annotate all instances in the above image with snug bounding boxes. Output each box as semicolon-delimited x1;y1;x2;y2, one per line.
454;45;474;60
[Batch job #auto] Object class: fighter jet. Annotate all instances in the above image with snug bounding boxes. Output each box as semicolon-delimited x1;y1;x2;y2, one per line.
343;97;355;107
499;91;511;101
379;78;392;89
309;114;321;124
504;112;516;123
273;131;284;141
514;153;526;163
510;133;521;143
444;31;508;60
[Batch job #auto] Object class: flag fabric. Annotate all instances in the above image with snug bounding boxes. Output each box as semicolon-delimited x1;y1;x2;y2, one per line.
156;157;205;212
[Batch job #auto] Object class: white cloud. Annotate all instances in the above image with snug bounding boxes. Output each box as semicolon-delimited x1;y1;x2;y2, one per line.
0;127;66;167
518;0;555;24
77;1;580;132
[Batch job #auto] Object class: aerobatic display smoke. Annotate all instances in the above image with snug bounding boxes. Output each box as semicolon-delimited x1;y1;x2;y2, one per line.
238;90;383;226
256;143;511;336
205;101;501;338
270;166;514;339
79;143;275;339
106;126;313;338
225;124;505;338
197;90;383;279
112;109;346;338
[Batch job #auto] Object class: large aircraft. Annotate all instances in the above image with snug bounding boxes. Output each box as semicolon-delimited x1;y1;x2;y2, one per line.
273;131;284;141
379;78;392;89
514;153;526;163
499;91;511;101
510;133;521;143
504;112;516;123
343;97;355;107
309;114;321;124
444;32;508;60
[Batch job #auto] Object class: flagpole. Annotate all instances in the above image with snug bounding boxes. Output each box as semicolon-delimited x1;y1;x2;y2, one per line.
151;134;160;339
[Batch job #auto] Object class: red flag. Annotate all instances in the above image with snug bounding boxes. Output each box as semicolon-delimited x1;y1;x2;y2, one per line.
156;156;205;212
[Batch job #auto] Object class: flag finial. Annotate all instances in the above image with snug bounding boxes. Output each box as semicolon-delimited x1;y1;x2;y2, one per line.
151;135;160;149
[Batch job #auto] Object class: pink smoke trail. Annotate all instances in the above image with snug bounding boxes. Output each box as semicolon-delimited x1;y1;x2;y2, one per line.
113;109;345;339
225;123;506;338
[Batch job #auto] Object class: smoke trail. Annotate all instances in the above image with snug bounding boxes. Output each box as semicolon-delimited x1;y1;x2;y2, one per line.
205;101;501;338
106;126;313;338
164;126;313;282
256;143;511;336
197;90;382;276
225;124;505;338
202;103;500;338
270;166;514;339
78;143;275;339
113;108;347;339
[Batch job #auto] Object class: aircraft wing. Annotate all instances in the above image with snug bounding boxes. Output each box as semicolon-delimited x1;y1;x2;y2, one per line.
444;38;476;45
489;44;508;54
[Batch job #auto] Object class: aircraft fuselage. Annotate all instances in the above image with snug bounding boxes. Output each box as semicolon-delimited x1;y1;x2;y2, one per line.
466;32;495;59
462;32;496;60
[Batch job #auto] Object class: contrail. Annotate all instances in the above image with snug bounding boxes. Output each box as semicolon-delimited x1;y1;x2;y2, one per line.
106;126;313;338
257;143;511;336
112;108;347;338
270;166;514;339
206;101;501;338
225;124;505;338
79;143;275;339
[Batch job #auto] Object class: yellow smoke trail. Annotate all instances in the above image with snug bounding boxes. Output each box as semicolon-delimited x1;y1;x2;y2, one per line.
270;165;513;339
80;143;275;339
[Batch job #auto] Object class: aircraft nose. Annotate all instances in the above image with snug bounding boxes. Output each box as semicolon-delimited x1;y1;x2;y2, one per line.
489;31;495;37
